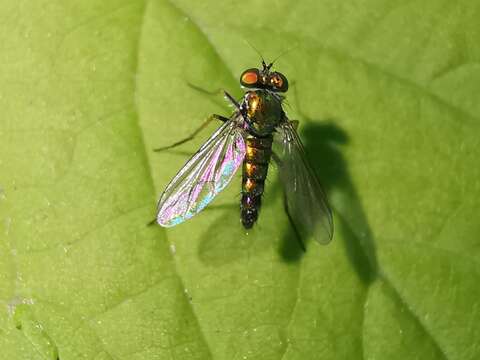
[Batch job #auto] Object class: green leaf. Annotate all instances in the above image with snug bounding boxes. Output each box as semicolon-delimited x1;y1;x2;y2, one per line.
1;0;479;359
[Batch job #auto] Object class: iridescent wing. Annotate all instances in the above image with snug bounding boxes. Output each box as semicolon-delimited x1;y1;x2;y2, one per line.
273;120;333;244
157;115;246;227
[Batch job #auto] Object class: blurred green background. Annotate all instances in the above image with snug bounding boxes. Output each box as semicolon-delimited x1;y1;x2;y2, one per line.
1;0;479;359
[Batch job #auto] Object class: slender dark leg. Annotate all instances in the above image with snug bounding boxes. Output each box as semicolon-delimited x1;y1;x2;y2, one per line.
223;91;241;110
187;83;240;111
147;218;157;226
153;114;229;152
186;84;240;109
187;82;223;96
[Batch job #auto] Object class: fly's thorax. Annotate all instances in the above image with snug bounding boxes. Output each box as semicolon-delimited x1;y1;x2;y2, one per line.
242;90;283;136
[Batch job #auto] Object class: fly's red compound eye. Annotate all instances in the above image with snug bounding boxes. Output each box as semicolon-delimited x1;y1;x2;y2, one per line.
242;71;258;84
269;72;289;92
240;68;260;88
270;74;283;88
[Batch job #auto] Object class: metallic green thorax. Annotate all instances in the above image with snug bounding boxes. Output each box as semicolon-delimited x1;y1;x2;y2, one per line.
244;90;283;137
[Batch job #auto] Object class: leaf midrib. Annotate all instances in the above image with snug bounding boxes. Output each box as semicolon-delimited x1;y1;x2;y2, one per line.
132;0;215;358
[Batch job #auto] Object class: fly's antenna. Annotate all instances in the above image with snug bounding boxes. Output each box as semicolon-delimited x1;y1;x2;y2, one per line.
245;39;267;67
270;43;299;66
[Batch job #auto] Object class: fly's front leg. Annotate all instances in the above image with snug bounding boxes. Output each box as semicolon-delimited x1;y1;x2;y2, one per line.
187;82;242;115
223;91;241;110
187;82;224;96
188;81;241;110
153;114;229;152
187;84;241;110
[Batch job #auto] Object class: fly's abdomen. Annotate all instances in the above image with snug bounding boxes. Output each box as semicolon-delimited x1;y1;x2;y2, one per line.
241;136;273;229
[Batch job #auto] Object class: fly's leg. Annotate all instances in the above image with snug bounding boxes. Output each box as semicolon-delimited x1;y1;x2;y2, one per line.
153;90;240;152
223;91;241;110
187;82;224;96
187;83;241;110
153;114;229;152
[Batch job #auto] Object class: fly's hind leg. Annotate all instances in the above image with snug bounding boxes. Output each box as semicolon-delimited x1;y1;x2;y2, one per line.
223;91;241;110
153;114;229;152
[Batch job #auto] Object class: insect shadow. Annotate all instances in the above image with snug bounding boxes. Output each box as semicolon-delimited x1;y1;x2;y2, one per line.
279;119;379;283
175;79;377;283
195;118;378;283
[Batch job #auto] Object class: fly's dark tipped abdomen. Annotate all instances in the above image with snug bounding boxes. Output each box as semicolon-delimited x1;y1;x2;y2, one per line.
241;136;273;229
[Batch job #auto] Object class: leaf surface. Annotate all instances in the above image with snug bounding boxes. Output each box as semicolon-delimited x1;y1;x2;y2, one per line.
1;0;479;359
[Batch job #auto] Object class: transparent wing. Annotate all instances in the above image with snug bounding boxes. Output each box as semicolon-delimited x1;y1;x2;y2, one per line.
157;115;246;227
273;121;333;244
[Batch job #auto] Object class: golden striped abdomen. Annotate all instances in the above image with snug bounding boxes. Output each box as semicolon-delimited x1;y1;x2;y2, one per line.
241;135;273;229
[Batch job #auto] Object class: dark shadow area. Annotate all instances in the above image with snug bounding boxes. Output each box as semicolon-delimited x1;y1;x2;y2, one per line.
278;119;378;284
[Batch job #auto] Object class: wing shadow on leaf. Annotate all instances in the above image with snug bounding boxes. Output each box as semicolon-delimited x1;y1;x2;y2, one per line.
279;120;378;284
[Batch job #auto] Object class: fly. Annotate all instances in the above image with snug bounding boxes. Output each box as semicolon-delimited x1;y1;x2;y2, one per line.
155;61;333;245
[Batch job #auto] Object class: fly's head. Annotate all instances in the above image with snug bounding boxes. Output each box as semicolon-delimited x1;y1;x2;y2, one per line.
240;61;289;93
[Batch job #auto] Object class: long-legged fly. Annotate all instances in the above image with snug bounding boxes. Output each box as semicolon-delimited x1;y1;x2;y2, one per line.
155;61;333;245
